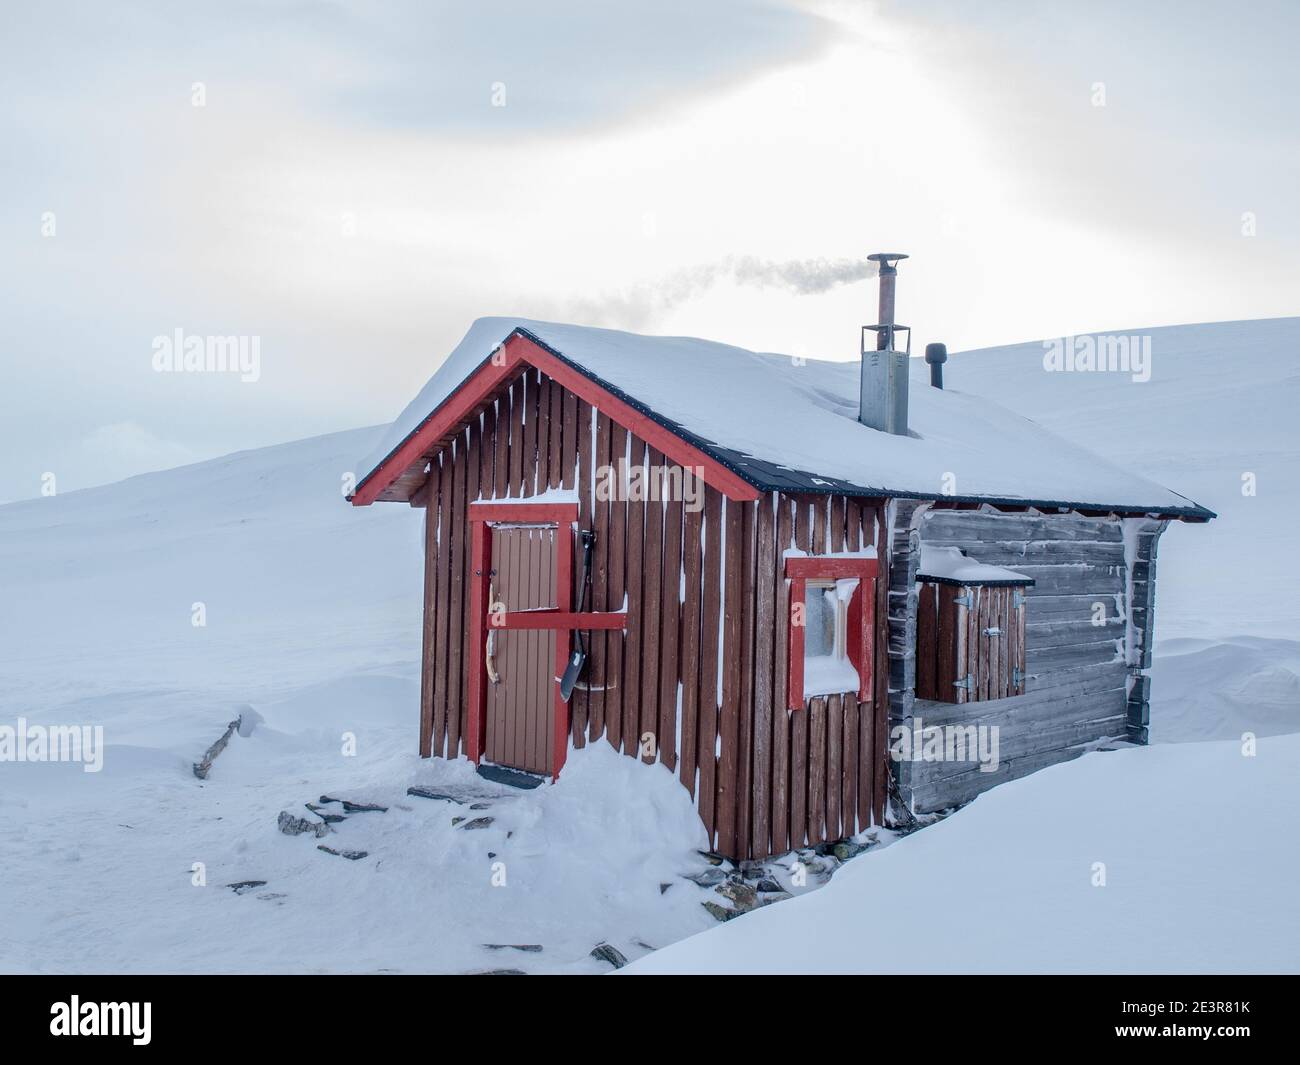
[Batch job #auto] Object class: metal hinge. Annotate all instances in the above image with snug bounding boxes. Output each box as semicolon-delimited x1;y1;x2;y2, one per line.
1013;666;1025;686
1013;590;1025;608
953;674;974;691
983;626;1003;637
952;592;974;609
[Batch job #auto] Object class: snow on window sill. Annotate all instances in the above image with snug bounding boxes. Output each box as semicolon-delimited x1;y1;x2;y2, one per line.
803;655;860;699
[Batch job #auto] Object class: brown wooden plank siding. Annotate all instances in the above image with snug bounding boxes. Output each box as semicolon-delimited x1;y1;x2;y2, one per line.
750;495;775;858
621;435;647;756
659;492;684;771
640;452;666;762
605;423;628;754
696;488;723;844
678;501;703;796
414;370;889;858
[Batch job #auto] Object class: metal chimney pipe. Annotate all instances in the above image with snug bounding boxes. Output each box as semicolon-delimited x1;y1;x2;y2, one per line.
925;342;947;389
859;252;910;434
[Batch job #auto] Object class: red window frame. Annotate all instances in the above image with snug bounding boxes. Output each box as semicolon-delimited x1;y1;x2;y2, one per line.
784;556;877;710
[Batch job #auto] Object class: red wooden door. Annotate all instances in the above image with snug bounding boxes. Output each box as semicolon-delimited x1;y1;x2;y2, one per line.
484;525;558;774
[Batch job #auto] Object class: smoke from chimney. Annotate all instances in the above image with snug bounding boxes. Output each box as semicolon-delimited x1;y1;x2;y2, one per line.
550;255;877;330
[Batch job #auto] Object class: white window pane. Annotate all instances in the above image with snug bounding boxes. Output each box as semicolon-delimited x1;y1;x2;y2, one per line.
805;584;836;658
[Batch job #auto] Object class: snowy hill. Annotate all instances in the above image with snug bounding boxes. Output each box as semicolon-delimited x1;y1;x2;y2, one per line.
1;318;1297;973
944;317;1300;640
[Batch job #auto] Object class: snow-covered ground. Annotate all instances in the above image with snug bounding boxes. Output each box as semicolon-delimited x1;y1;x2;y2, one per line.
2;318;1297;973
627;732;1300;974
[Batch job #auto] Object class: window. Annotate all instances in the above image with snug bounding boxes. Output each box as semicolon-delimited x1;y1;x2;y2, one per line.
785;556;877;710
914;547;1034;704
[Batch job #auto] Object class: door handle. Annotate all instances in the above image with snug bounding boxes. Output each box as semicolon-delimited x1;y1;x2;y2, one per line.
486;578;501;684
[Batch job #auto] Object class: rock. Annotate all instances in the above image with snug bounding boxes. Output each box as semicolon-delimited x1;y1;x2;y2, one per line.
739;860;767;880
696;850;726;866
659;883;672;895
278;811;329;838
317;845;368;860
590;943;629;969
686;867;727;887
701;901;738;922
407;786;467;804
484;943;543;953
833;841;868;862
192;716;243;780
225;880;267;894
469;802;492;810
256;892;287;901
451;817;465;826
759;890;793;906
755;877;784;893
715;879;759;911
461;817;494;830
305;803;346;824
469;968;527;975
475;763;543;790
319;795;388;813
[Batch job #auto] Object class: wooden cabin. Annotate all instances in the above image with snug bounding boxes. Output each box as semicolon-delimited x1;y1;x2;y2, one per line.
350;313;1212;861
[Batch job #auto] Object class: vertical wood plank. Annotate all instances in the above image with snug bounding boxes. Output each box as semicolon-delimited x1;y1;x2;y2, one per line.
715;496;744;858
444;439;466;758
521;370;540;497
871;502;889;825
561;390;578;492
621;436;647;756
918;582;939;700
843;697;859;835
572;400;593;743
492;395;509;500
790;691;807;849
807;696;827;846
639;452;665;761
419;461;440;758
825;693;842;841
432;455;453;758
734;500;756;859
771;494;793;854
751;494;775;859
678;496;703;796
508;378;525;497
459;421;481;747
658;491;684;771
855;499;875;827
548;374;563;490
605;423;628;753
697;487;723;846
588;410;612;740
479;405;495;502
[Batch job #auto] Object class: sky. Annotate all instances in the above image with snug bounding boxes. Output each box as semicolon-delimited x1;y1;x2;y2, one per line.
3;0;1297;502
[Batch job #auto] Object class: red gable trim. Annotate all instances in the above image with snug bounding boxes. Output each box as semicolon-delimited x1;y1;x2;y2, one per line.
351;331;761;507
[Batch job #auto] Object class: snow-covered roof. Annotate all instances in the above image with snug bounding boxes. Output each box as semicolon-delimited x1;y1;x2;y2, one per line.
357;317;1213;518
917;545;1034;587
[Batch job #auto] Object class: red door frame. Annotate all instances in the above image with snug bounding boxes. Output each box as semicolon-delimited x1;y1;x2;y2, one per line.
466;500;627;780
784;556;878;710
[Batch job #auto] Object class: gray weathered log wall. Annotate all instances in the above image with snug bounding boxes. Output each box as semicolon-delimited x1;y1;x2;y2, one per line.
889;506;1162;814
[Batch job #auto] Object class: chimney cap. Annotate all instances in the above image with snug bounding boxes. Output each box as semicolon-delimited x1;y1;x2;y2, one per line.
925;342;948;364
868;252;908;277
